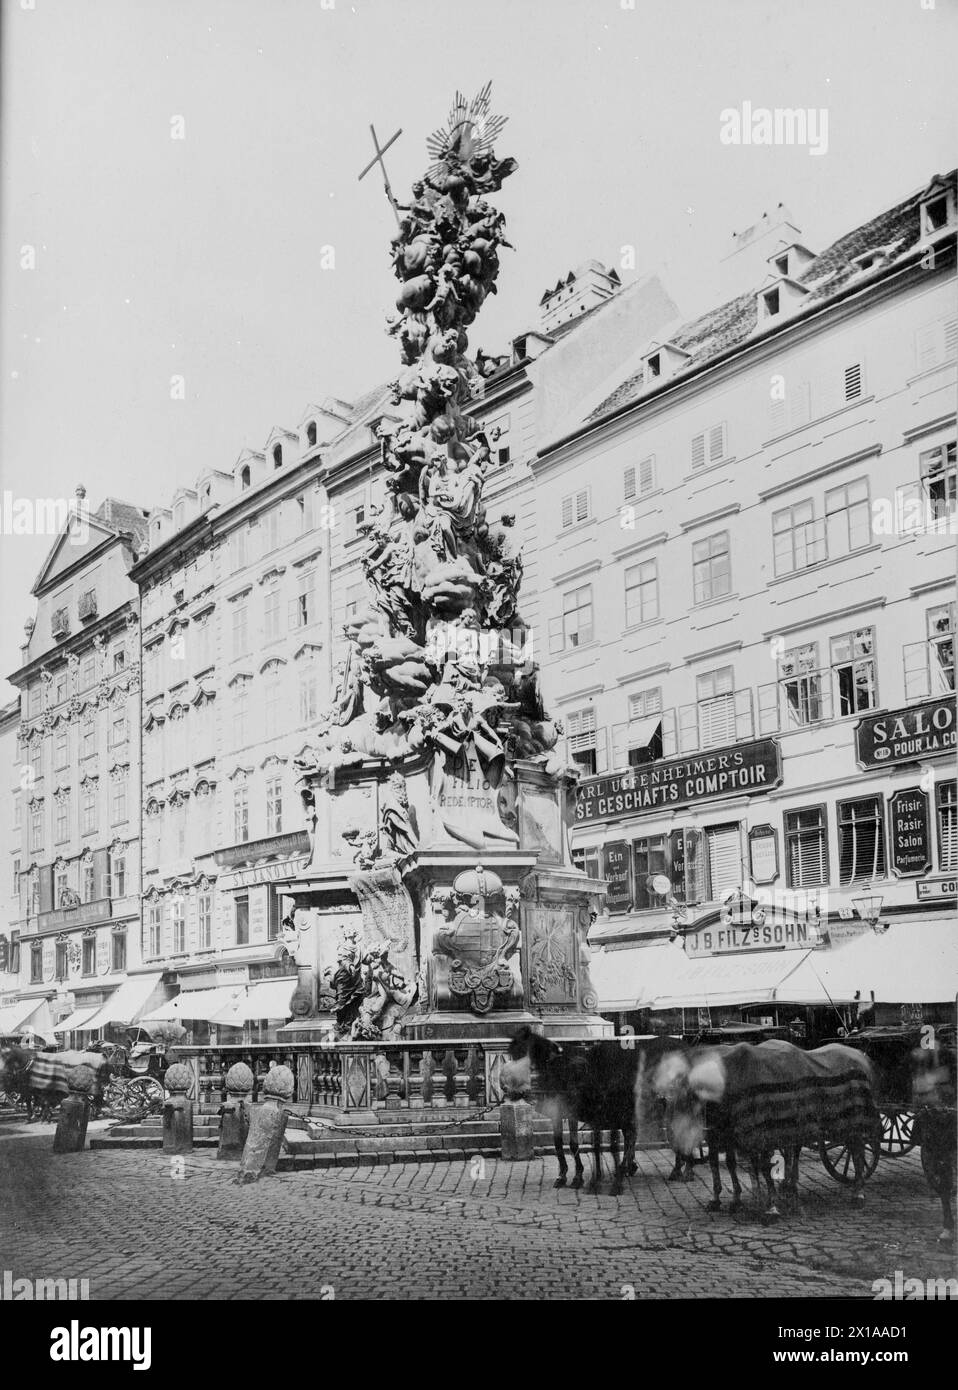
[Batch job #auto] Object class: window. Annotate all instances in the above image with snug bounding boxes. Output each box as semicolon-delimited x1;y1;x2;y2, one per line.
54;727;69;769
692;531;731;604
81;715;95;758
111;772;128;825
633;836;668;909
54;673;67;704
920;441;957;519
928;604;956;694
779;644;824;726
146;902;162;958
263;505;282;553
232;601;249;656
113;645;126;672
344;583;364;622
83;860;96;902
691;424;726;470
626;688;663;765
785;807;828;888
29;873;40;918
761;287;780;318
645;352;661;379
705;824;742;900
916;319;958;373
562;585;594;650
81;655;95;689
923;194;950;234
232;682;249;745
825;478;870;556
299;667;318;723
268;890;282;941
624;456;655;501
290;571;314;629
82;935;96;975
266;775;283;835
30;802;43;852
55;794;70;843
12;856;20;896
560;490;590;528
296;492;314;533
230;526;249;571
198;892;213;950
110;708;127;748
235;894;250;945
234;785;249;843
345;495;367;543
838;796;886;884
262;578;283;641
30;742;42;781
772;500;825;575
572;846;601;879
30;942;42;983
110;849;126;899
937;782;957;871
567;708;599;775
625;559;659;626
55;940;68;982
306;421;318;448
171;899;186;954
843;362;863;402
240;465;251;491
696;667;736;746
273;443;283;469
264;665;282;738
55;866;69;903
112;929;126;973
831;628;876;715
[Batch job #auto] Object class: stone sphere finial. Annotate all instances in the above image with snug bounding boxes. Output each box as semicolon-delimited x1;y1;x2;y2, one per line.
225;1062;254;1095
164;1062;192;1095
261;1065;295;1101
69;1064;96;1095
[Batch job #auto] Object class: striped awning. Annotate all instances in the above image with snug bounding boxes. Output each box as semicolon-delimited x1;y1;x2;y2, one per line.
0;998;50;1035
83;973;165;1030
52;1006;103;1034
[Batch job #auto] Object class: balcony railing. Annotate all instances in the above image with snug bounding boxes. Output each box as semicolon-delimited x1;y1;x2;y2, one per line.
37;898;112;930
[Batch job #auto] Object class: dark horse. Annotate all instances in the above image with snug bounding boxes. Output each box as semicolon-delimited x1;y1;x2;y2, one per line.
509;1027;639;1195
912;1036;957;1243
650;1043;750;1212
0;1046;44;1120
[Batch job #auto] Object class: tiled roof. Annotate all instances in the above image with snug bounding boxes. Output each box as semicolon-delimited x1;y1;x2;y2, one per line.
94;498;151;546
586;172;955;424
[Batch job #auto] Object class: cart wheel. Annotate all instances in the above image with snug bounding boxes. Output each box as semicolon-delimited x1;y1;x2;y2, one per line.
880;1108;916;1157
129;1077;165;1113
819;1136;880;1184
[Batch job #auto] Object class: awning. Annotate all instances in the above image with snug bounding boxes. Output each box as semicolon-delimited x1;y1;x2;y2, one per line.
210;979;296;1026
0;997;50;1035
589;941;684;1011
623;717;662;759
650;948;815;1011
780;918;958;1006
83;973;165;1030
52;1006;102;1034
142;985;245;1023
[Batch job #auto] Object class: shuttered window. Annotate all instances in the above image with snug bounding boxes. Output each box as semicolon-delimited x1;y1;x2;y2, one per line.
920;441;957;519
633;836;668;909
843;362;863;402
561;490;590;528
838;797;886;884
785;807;829;888
691;424;726;470
706;824;742;899
937;782;958;871
916;318;958;372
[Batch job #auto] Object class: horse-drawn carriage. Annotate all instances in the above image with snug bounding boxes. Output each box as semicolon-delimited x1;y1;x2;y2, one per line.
98;1041;168;1118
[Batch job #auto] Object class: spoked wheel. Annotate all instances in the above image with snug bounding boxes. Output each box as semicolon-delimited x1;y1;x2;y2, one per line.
128;1077;165;1113
819;1136;880;1184
879;1107;917;1157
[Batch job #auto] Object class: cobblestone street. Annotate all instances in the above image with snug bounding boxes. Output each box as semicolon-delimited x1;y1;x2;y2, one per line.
1;1122;954;1301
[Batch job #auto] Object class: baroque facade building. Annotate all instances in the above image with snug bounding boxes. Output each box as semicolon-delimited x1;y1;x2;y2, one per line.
2;494;162;1043
532;171;957;1035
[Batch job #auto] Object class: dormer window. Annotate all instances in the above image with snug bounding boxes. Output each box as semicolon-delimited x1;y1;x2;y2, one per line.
773;253;789;276
306;421;317;448
920;181;956;241
925;195;949;233
762;286;781;318
273;444;283;469
645;353;661;380
240;465;251;490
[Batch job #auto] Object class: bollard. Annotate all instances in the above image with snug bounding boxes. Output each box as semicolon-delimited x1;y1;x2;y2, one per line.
162;1063;194;1155
236;1065;294;1184
218;1062;254;1161
498;1056;535;1161
53;1065;95;1154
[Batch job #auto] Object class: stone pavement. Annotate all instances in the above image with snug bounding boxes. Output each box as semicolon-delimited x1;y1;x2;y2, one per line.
1;1121;954;1300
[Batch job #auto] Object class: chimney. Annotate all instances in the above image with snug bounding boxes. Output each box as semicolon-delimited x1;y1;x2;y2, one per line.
716;203;808;300
537;260;622;334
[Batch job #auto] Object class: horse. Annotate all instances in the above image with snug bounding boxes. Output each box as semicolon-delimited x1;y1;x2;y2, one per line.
663;1040;879;1221
508;1027;641;1195
0;1046;41;1120
0;1046;112;1122
911;1036;957;1243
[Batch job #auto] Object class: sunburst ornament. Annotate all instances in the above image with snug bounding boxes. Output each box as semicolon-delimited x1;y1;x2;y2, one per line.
425;81;509;175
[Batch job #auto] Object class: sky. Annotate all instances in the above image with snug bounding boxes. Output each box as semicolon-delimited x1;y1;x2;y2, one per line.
1;0;956;701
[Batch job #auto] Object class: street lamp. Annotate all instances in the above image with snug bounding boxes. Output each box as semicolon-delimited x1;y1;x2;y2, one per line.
852;893;888;934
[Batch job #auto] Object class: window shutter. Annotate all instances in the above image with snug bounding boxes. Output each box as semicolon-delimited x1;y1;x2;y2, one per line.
39;866;54;914
790;383;811;428
706;825;742;900
548;615;564;655
945;318;958;360
93;848;109;901
708;424;725;462
612;722;627;768
769;397;786;435
575;490;589;523
561;496;573;529
678;703;699;753
660;708;677;757
594;727;609;774
691;433;706;470
639;455;655;494
939;786;958;870
758;682;780;734
623;467;636;501
843;362;863;402
902;642;931;700
733;688;754;740
916;323;942;372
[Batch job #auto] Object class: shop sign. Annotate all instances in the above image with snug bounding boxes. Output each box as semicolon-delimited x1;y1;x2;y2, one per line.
42;940;56;983
685;910;821;958
603;841;632;914
855;698;956;768
889;788;931;876
748;825;779;884
575;739;782;825
916;877;957;900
